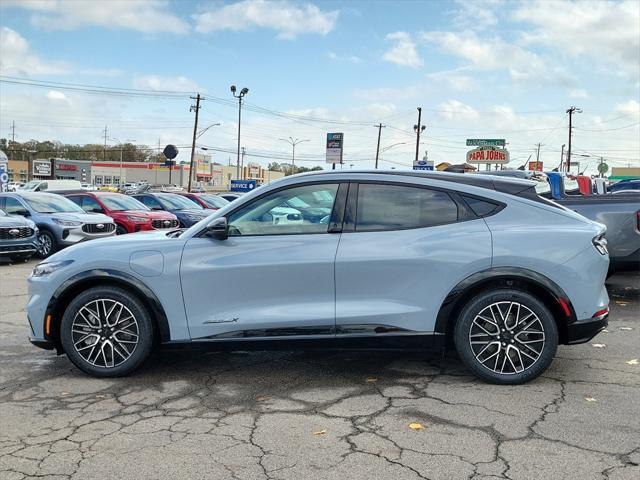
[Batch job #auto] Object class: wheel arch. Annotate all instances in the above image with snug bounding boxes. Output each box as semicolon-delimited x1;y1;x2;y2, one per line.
46;269;171;351
435;267;576;346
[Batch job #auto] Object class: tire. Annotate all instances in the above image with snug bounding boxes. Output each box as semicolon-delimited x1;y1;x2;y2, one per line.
36;230;56;258
454;289;558;385
60;286;154;377
115;225;128;235
9;254;32;263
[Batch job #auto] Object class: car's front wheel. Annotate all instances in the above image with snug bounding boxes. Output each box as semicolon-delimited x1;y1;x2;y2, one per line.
454;289;558;385
37;230;56;258
60;286;154;377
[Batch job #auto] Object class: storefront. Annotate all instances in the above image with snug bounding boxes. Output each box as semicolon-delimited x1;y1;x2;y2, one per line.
6;159;29;184
53;159;91;183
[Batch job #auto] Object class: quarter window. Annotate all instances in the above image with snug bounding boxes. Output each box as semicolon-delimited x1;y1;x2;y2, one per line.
355;183;458;231
228;184;339;236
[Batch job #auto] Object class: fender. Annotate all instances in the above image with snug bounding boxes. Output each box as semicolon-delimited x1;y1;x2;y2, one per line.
434;267;576;336
47;268;171;343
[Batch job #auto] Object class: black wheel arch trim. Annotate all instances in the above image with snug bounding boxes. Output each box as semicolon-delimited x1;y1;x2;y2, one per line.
435;267;577;339
46;269;171;346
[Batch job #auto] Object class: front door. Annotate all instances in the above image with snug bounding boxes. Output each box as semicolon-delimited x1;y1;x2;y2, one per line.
180;182;345;340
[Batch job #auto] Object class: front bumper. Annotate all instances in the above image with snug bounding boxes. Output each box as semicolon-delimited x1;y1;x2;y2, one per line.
29;338;56;350
566;314;609;345
57;225;116;246
0;240;39;256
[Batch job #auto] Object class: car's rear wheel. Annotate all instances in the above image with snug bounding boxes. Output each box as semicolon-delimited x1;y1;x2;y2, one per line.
37;230;56;258
454;289;558;385
60;286;154;377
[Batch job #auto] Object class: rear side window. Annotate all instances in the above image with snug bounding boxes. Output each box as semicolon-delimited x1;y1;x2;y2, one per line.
355;184;458;231
461;195;502;217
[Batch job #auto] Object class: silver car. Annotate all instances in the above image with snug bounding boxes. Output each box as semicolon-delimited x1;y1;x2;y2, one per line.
26;171;609;384
0;192;116;257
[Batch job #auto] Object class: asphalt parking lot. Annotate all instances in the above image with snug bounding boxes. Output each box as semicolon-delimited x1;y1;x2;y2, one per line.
0;260;638;480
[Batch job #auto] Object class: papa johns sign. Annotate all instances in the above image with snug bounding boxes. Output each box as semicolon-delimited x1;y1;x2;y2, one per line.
466;146;509;164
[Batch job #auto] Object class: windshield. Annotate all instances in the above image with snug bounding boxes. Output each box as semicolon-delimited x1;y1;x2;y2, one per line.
100;194;149;212
157;194;203;210
23;194;86;213
21;181;41;191
200;194;229;209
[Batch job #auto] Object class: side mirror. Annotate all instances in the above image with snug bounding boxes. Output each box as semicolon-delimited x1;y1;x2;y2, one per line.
204;217;228;240
15;209;30;217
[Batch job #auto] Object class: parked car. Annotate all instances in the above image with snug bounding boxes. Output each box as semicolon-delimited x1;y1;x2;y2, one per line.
80;183;98;191
131;192;215;227
7;182;23;192
175;192;230;210
28;171;609;384
0;192;116;257
61;191;179;235
0;208;39;262
609;179;640;193
20;179;82;192
477;170;640;274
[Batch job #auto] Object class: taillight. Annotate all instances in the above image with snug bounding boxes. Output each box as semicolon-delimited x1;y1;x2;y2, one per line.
592;307;609;319
592;234;608;255
636;211;640;231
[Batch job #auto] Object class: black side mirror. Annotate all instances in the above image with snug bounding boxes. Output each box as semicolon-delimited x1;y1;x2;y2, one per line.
15;209;30;217
204;217;228;240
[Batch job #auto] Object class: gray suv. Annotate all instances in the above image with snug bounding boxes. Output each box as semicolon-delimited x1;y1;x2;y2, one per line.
0;208;39;262
0;192;116;257
26;171;609;384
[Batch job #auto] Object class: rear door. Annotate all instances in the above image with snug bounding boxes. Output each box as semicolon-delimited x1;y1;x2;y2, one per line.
334;181;492;336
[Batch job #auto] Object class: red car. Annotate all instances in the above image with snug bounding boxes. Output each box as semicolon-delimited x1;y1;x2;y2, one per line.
175;192;230;210
62;191;179;234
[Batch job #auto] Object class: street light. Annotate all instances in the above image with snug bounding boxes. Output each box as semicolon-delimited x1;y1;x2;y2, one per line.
231;85;249;180
109;137;135;187
196;123;221;140
278;137;309;174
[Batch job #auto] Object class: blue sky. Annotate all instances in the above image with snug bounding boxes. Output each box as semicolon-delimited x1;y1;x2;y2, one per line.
1;0;638;173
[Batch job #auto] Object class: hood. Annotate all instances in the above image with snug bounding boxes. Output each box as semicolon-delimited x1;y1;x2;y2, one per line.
0;215;34;228
50;212;114;224
177;209;215;217
142;210;178;220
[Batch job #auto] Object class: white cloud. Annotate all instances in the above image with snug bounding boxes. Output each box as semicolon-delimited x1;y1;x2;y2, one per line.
569;89;588;99
327;52;362;64
422;31;570;85
133;75;201;92
427;69;477;92
383;32;423;68
438;100;479;121
46;90;67;101
194;0;339;39
5;0;188;34
451;0;504;29
615;99;640;118
0;27;67;75
514;0;640;72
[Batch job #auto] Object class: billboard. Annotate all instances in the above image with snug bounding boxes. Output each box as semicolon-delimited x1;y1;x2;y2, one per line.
466;146;509;164
528;161;543;171
32;160;52;177
326;133;343;164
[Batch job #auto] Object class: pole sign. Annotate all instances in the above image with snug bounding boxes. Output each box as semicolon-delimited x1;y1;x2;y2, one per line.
230;179;257;193
528;161;544;171
413;151;434;171
0;150;8;192
326;133;343;164
466;139;506;147
32;160;52;177
466;146;509;164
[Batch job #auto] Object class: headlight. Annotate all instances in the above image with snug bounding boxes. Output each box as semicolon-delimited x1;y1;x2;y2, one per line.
31;260;74;277
53;218;82;227
127;215;150;222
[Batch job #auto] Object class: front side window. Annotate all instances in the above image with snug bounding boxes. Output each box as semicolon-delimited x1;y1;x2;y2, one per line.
3;197;27;214
228;183;339;236
81;196;104;213
355;183;458;231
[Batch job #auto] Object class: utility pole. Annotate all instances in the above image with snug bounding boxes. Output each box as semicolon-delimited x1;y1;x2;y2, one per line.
599;156;604;178
535;142;544;163
414;108;425;163
102;126;108;162
559;144;565;171
188;93;203;192
9;121;16;160
566;106;581;173
374;123;385;169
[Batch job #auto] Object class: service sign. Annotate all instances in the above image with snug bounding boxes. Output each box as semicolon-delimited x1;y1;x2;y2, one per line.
32;160;52;176
326;132;343;164
466;146;509;164
230;179;256;193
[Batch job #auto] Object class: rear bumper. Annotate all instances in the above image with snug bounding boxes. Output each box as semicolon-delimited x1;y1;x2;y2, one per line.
565;314;609;345
29;338;56;350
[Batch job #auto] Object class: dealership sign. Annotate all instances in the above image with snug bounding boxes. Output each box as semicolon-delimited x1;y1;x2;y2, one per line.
466;139;506;147
33;160;52;176
326;133;343;164
0;150;8;192
230;179;256;192
466;146;509;164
